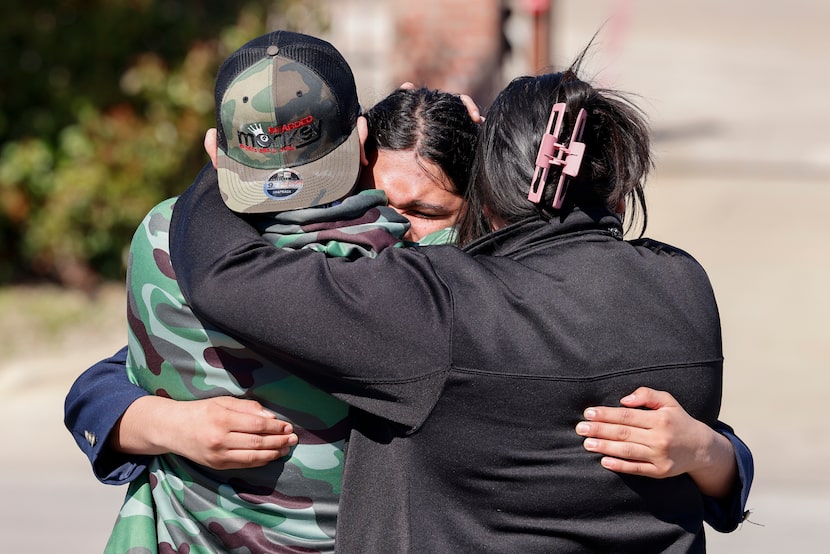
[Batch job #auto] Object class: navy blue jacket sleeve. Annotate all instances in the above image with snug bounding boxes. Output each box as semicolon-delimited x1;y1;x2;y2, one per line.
64;346;152;485
703;421;755;532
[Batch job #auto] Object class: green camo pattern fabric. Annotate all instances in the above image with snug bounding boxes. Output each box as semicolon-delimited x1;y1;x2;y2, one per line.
105;189;411;553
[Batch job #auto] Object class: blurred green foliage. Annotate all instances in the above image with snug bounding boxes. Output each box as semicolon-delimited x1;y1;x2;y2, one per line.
0;0;321;288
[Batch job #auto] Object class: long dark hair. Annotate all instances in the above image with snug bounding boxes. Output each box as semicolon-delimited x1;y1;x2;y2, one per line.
455;58;651;246
363;87;479;197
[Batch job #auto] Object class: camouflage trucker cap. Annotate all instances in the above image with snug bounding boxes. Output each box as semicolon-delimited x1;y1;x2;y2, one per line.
214;30;360;213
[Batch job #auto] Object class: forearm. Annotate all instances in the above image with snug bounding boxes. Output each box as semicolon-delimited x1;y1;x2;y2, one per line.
109;395;183;456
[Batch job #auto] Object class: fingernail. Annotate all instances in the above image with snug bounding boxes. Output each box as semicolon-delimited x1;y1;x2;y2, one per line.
584;408;597;419
584;439;599;451
575;423;590;435
621;394;636;403
288;434;299;445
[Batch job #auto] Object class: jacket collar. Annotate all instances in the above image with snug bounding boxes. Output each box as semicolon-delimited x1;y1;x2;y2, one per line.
463;207;624;257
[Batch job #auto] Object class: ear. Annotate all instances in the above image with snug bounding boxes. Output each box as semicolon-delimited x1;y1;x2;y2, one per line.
204;128;219;168
357;116;369;167
614;197;626;216
483;205;507;232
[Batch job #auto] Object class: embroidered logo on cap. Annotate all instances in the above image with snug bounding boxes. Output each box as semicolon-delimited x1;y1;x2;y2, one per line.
234;118;321;160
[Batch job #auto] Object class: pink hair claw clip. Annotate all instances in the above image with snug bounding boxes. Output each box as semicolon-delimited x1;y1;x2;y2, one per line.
528;103;587;209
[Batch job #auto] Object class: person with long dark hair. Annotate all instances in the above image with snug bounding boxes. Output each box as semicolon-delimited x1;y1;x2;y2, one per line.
359;87;476;243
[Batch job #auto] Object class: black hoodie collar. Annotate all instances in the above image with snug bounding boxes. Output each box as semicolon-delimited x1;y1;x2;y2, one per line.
463;208;624;258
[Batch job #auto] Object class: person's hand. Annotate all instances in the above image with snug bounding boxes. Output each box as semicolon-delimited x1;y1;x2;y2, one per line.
575;387;737;497
397;82;485;124
113;395;298;470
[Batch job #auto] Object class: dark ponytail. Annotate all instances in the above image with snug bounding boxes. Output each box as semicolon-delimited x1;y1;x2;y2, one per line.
455;54;651;246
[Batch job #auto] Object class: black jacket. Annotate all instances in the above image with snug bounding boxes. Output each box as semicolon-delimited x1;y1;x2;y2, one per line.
171;168;725;553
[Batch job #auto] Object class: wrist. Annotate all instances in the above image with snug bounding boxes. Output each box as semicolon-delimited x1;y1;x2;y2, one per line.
111;395;175;455
688;429;738;498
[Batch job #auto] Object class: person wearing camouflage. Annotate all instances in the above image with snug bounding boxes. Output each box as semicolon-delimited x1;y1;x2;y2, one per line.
65;35;481;552
108;187;408;552
101;30;410;553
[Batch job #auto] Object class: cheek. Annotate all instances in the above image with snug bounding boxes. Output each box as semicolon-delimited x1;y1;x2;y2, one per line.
356;171;375;192
408;219;449;242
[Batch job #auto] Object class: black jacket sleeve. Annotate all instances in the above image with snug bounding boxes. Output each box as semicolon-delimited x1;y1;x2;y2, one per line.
169;166;454;430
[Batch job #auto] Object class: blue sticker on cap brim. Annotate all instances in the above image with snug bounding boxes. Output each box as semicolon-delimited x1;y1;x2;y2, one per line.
264;169;304;200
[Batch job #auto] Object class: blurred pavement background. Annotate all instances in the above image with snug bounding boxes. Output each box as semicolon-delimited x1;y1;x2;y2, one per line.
1;1;828;551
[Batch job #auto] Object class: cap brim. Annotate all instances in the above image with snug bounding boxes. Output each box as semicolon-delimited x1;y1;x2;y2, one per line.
217;125;360;213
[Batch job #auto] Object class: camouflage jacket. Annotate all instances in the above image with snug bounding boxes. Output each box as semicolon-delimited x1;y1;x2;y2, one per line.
106;190;410;553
